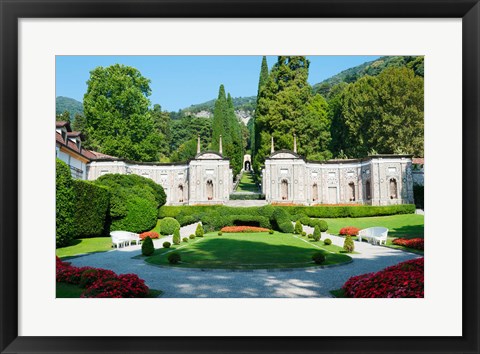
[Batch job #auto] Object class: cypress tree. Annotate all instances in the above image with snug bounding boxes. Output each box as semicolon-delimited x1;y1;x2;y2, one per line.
212;85;227;152
252;56;269;168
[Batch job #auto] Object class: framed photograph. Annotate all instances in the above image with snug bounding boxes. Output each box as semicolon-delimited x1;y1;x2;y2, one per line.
1;0;478;353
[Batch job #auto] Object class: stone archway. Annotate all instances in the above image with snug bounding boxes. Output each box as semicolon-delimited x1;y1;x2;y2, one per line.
348;182;356;201
244;161;251;171
312;183;318;201
281;179;288;200
178;184;184;202
206;180;214;200
389;178;398;199
243;154;252;171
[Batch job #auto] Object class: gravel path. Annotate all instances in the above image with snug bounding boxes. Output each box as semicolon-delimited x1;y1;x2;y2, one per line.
68;223;420;298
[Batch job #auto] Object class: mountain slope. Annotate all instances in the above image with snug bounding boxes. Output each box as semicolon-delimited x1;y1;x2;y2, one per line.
56;96;83;116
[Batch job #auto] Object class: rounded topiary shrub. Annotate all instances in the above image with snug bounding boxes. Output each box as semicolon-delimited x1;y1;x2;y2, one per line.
160;217;181;235
269;229;274;234
172;229;181;245
324;238;332;246
294;220;303;235
182;237;189;243
307;233;313;239
162;241;171;248
343;235;355;253
189;234;195;239
318;220;328;232
168;253;181;264
141;236;155;256
195;223;204;237
301;231;307;237
312;252;326;264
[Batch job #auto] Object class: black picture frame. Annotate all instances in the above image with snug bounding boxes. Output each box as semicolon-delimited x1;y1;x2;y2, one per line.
1;1;478;353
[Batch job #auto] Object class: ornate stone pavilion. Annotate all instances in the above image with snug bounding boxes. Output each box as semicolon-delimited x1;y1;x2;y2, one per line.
87;136;233;205
262;136;415;206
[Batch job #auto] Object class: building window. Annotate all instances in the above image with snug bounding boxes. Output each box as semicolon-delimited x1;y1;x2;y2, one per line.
312;183;318;201
389;178;398;199
365;180;371;200
281;179;288;200
206;180;213;200
388;167;397;174
348;182;355;201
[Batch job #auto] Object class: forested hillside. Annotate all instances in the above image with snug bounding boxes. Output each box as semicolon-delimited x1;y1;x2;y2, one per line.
56;96;83;116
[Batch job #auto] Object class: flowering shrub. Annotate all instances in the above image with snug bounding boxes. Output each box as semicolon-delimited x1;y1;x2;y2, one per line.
56;257;150;298
339;226;360;236
392;238;424;250
139;231;160;240
342;258;424;298
220;226;270;233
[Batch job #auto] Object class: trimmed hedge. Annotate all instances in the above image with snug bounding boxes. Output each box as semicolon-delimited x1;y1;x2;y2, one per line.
73;180;110;238
160;217;180;235
157;204;414;234
56;159;76;247
95;174;166;233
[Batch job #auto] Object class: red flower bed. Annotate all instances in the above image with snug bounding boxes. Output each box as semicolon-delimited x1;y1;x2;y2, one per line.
342;258;424;298
220;226;270;233
339;226;360;236
392;238;424;250
56;257;149;298
139;231;160;240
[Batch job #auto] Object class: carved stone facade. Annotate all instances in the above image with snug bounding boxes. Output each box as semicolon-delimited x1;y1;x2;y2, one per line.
262;150;414;206
87;151;233;206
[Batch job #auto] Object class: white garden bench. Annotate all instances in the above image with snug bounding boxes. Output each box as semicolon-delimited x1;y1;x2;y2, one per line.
110;231;141;248
358;227;388;245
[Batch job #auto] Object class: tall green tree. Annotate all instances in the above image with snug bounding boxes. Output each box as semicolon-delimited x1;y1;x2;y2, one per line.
332;67;424;157
254;56;331;170
83;64;162;161
150;104;171;158
211;85;227;152
251;56;269;164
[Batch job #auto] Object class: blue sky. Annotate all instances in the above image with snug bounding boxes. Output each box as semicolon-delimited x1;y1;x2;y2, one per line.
56;55;380;112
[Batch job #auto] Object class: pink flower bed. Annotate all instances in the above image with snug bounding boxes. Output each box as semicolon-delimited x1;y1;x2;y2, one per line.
342;258;424;298
56;256;149;298
392;238;424;250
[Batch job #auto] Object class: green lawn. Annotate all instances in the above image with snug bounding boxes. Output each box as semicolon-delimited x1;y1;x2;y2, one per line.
145;232;352;269
56;282;163;298
235;172;260;193
324;214;424;239
56;237;113;258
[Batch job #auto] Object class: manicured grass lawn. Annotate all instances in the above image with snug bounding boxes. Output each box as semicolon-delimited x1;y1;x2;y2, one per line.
56;282;163;298
56;237;113;258
324;214;424;239
235;172;259;193
145;232;352;269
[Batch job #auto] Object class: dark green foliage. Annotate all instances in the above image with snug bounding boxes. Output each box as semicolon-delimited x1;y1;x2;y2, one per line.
329;67;423;158
142;236;155;256
313;225;321;241
169;116;212;161
413;184;424;209
182;237;189;243
343;236;355;253
272;207;294;233
189;234;195;239
324;238;332;246
312;252;326;264
83;64;162;161
318;220;328;232
95;174;166;233
160;217;181;235
218;231;223;236
251;56;269;163
307;234;313;239
179;96;256;118
294;220;303;234
269;229;274;234
163;241;171;248
168;253;181;264
56;159;76;247
150;104;171;159
73;180;110;238
172;229;181;245
195;223;204;237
